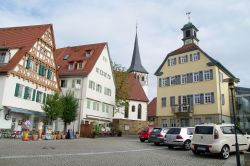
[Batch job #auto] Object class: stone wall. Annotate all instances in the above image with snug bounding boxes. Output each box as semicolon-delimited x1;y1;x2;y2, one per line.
112;119;149;135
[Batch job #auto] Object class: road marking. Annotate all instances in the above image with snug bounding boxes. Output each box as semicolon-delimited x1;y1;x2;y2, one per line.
0;147;166;159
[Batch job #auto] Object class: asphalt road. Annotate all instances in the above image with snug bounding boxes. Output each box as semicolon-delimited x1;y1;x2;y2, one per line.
0;136;247;166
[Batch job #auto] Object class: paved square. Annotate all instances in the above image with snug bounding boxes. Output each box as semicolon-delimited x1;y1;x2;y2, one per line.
0;136;246;166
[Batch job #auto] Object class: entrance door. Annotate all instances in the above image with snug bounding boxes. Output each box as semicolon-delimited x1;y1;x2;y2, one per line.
180;118;189;127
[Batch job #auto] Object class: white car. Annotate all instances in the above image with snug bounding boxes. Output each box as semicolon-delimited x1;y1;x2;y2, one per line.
191;123;250;159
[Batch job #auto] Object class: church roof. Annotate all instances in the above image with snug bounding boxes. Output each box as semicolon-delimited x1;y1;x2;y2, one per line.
0;24;54;73
54;43;107;76
154;43;236;79
128;33;148;74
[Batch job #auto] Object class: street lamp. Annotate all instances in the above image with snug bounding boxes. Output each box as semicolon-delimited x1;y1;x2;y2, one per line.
223;77;240;166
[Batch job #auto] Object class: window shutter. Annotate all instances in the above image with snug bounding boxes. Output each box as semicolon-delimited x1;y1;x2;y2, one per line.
174;58;177;65
189;73;193;83
24;87;29;99
211;92;215;103
14;83;20;97
170;96;175;106
32;89;36;101
26;58;31;69
167;59;170;66
36;91;39;102
200;93;204;104
159;78;162;87
47;69;52;79
199;71;203;81
179;57;181;64
178;96;181;112
43;93;46;104
197;52;200;60
166;77;170;86
210;69;213;80
185;55;188;62
190;54;193;61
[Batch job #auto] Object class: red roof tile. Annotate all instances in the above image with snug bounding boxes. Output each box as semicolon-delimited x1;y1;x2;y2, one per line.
147;97;157;117
168;43;199;56
0;24;53;73
54;43;106;76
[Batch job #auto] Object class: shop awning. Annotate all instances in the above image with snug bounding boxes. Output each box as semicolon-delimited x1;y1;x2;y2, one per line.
6;106;46;116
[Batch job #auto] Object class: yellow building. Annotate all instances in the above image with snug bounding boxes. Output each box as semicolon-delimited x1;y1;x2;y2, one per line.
155;22;237;127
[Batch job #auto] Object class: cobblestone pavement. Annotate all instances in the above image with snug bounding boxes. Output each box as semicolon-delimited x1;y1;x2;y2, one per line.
0;136;247;166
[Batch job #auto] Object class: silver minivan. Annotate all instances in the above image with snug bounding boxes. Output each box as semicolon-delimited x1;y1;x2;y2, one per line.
164;127;194;150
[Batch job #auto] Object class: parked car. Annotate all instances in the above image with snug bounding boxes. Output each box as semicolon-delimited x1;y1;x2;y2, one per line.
191;123;250;159
148;127;169;145
164;127;194;150
138;126;154;142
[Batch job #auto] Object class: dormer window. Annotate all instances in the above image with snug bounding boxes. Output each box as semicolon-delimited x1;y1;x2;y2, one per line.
77;62;83;70
85;49;93;58
0;49;10;64
68;63;74;70
0;53;6;63
63;54;69;60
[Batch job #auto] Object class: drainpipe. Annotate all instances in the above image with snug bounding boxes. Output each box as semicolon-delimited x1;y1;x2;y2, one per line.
78;77;84;135
218;72;223;123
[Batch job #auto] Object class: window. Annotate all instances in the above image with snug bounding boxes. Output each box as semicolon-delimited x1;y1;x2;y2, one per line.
102;103;105;112
14;83;24;98
87;99;91;109
89;80;95;90
96;84;102;93
193;72;199;82
93;101;97;110
204;93;212;104
138;104;142;119
47;69;52;80
96;102;99;111
104;88;111;96
221;94;225;105
68;63;74;70
106;104;109;113
77;62;83;69
194;118;201;125
191;52;200;61
168;58;176;66
23;87;32;100
167;128;181;134
170;77;175;85
61;80;67;88
170;119;176;127
39;65;45;76
221;126;234;134
187;128;194;135
205;117;212;123
0;52;8;63
181;119;189;127
204;70;211;80
26;57;32;69
220;72;224;83
194;94;201;104
162;119;167;127
161;97;166;107
185;30;191;37
132;105;135;112
63;54;69;60
36;91;42;103
179;55;188;64
162;77;169;86
195;126;213;134
181;74;187;84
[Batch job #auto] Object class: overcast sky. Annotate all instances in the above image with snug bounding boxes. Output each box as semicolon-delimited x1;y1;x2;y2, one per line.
1;0;250;101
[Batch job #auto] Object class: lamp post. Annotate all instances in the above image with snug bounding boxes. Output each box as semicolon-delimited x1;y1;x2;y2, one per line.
223;78;240;166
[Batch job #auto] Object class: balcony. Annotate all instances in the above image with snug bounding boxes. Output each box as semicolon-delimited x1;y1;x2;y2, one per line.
171;104;193;116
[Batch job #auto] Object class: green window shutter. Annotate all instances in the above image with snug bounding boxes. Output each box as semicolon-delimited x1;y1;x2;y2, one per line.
39;65;45;76
43;93;46;103
14;83;20;97
24;87;29;99
47;69;52;79
26;58;31;69
36;91;40;102
32;89;36;101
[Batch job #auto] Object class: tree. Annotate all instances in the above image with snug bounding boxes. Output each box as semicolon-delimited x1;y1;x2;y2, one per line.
42;93;62;124
112;61;131;109
60;91;78;133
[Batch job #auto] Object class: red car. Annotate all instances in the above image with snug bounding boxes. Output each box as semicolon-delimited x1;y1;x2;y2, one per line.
138;126;154;142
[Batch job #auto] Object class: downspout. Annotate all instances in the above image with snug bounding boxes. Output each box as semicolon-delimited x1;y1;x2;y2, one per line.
218;70;223;123
78;77;84;134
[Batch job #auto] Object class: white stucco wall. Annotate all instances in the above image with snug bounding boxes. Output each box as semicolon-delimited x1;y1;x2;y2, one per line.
113;100;147;121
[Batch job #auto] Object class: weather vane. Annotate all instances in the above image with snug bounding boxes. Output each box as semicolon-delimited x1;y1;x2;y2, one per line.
136;20;138;33
186;12;191;23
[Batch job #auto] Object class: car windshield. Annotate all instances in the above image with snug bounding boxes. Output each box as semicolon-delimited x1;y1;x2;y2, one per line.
152;128;162;133
195;126;213;134
167;128;181;134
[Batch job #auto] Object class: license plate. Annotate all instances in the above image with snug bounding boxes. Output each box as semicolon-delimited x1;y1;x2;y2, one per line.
197;146;206;151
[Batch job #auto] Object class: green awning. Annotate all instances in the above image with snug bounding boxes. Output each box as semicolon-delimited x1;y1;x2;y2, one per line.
7;106;46;116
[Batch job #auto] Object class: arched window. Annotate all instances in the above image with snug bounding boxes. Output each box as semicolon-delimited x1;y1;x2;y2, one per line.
138;104;142;119
132;105;135;112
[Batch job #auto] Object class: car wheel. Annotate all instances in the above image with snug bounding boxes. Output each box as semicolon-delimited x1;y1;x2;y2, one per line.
140;138;145;142
154;142;160;146
192;150;200;155
168;145;174;149
220;145;230;159
183;140;191;150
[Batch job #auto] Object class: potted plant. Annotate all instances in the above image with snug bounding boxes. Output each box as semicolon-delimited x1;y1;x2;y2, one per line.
52;131;57;140
41;131;46;140
61;132;66;139
32;130;38;141
56;131;61;139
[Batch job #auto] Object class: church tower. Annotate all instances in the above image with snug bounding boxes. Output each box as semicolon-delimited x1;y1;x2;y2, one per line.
128;26;149;97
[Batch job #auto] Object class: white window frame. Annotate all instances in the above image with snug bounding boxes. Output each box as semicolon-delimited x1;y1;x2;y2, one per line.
194;94;201;104
192;53;199;61
169;58;176;66
193;72;199;82
180;56;187;64
0;53;6;63
181;74;187;84
68;63;74;70
204;70;211;80
170;77;175;85
204;93;212;104
161;97;167;107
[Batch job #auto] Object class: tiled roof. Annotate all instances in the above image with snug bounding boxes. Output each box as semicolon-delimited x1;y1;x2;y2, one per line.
0;24;53;73
54;43;106;76
147;97;157;117
155;43;236;79
115;72;148;102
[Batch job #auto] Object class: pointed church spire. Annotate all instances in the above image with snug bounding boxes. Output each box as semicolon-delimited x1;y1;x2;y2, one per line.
128;25;148;74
